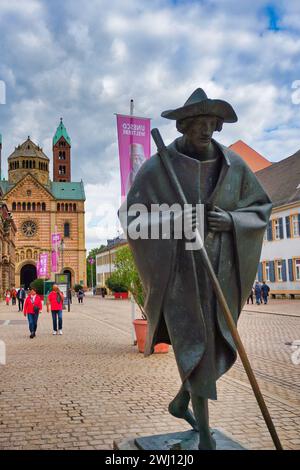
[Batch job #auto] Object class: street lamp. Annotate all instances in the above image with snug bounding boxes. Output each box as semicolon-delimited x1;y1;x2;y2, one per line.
59;238;65;274
89;258;95;295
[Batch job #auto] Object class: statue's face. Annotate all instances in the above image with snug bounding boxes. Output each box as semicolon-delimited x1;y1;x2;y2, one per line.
185;115;217;150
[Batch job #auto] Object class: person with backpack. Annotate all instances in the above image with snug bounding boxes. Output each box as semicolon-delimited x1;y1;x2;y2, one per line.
47;284;64;335
261;281;270;305
77;288;84;304
254;281;262;305
11;288;17;306
23;287;43;338
17;286;26;311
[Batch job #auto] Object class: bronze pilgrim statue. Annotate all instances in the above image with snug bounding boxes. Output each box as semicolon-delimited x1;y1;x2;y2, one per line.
119;88;272;450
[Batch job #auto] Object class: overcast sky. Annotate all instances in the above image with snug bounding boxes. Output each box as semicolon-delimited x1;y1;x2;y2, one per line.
1;0;300;250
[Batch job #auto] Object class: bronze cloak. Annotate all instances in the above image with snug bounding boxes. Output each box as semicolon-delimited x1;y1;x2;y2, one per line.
119;137;272;398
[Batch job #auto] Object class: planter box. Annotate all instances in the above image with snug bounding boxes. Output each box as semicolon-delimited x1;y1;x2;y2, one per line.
114;292;129;299
133;319;169;354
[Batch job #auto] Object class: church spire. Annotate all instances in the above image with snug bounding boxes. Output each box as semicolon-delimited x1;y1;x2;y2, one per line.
53;118;71;147
52;118;72;182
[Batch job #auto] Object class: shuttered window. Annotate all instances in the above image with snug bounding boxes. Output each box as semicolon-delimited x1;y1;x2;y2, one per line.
273;218;284;240
295;259;300;281
288;259;294;281
269;261;275;282
291;214;300;237
275;260;283;281
267;221;273;241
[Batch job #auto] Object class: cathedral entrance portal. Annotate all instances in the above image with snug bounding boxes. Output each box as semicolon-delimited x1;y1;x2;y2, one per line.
20;264;37;289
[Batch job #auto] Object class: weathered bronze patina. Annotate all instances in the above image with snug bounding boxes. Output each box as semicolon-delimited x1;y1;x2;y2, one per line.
119;89;272;450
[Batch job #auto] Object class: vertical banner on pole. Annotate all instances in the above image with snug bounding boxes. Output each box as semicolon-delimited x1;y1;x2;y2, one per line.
51;233;61;273
116;114;151;197
38;253;48;278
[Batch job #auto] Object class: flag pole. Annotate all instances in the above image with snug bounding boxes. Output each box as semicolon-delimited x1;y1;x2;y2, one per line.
129;99;137;346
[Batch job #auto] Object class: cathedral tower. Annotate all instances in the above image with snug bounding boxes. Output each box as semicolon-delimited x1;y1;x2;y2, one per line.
53;118;71;182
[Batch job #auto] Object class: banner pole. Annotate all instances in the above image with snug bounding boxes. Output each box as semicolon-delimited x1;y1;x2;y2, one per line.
129;99;137;345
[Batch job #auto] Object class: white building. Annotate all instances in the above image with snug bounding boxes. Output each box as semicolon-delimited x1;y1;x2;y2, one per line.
96;237;126;289
256;150;300;298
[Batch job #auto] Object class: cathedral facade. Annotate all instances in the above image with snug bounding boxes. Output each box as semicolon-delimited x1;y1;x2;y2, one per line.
0;120;86;288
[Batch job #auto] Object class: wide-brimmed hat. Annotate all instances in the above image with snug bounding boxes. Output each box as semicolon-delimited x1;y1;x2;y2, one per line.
161;88;238;123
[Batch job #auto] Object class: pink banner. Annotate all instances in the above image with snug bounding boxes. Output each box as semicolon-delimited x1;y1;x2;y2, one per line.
52;233;61;246
51;233;61;273
116;114;151;196
51;251;58;273
38;253;48;277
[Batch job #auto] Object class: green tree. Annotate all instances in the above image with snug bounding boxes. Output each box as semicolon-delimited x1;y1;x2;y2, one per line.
106;245;146;318
30;278;48;295
86;246;104;288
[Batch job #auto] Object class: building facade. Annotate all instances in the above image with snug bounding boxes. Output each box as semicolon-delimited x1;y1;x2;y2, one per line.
0;121;86;288
256;150;300;297
96;237;126;289
0;199;17;297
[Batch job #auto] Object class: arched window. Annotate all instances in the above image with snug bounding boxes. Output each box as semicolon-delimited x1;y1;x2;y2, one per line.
26;160;29;169
22;202;26;211
57;203;60;212
69;203;72;211
26;249;32;259
64;222;70;238
37;202;41;211
42;202;46;211
29;160;32;169
73;204;76;211
32;202;36;211
65;204;68;212
17;202;21;211
27;202;31;211
12;202;16;210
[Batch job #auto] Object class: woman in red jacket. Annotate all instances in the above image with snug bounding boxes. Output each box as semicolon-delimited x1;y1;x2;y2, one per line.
23;287;43;338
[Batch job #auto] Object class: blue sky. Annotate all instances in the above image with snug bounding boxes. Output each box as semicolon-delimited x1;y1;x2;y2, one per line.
0;0;300;249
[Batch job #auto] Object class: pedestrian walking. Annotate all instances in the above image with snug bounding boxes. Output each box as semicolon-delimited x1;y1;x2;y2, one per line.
68;287;72;304
23;287;43;339
17;286;26;311
101;287;107;298
77;288;84;304
5;290;11;305
254;281;262;305
47;284;64;335
11;288;17;306
261;281;270;304
247;287;254;305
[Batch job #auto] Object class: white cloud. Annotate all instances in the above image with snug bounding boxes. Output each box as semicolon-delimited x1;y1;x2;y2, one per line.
1;0;300;249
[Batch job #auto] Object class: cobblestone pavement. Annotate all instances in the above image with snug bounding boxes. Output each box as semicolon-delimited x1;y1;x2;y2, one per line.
0;296;299;450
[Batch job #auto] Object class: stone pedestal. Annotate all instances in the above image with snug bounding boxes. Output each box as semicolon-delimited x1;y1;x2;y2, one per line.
114;429;246;451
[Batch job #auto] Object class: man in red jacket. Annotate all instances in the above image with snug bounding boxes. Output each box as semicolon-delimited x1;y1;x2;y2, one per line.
47;284;64;335
23;287;43;339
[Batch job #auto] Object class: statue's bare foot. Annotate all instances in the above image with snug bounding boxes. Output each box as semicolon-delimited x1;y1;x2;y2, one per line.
168;399;198;431
198;431;216;450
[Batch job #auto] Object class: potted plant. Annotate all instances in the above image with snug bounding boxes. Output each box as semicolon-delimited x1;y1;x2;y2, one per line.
105;276;129;299
107;246;169;354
